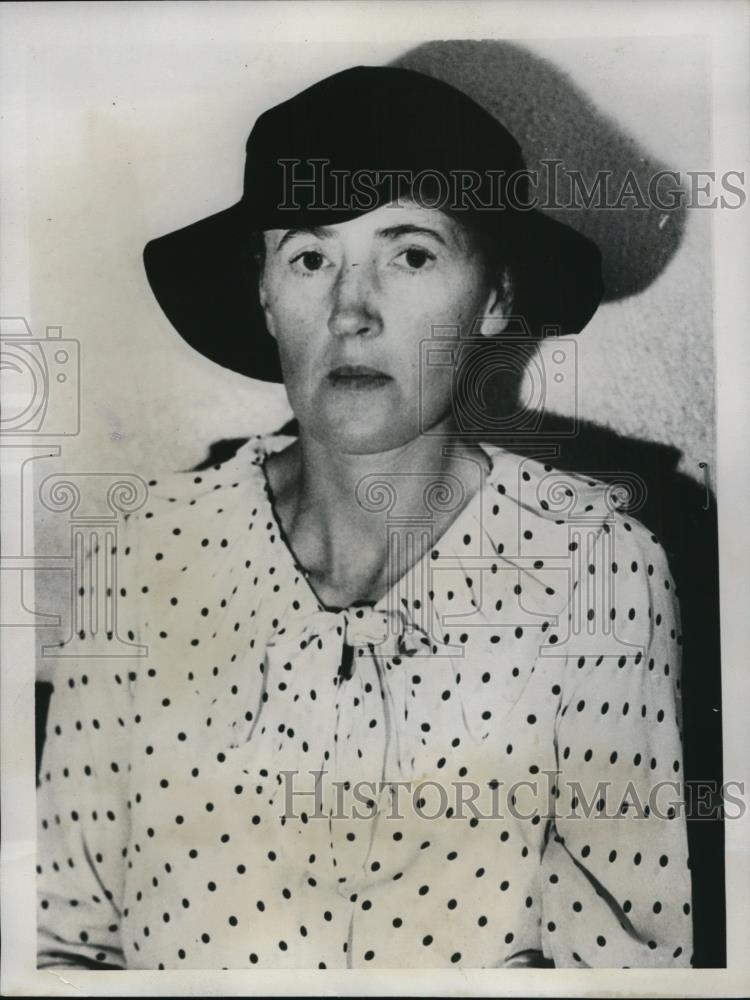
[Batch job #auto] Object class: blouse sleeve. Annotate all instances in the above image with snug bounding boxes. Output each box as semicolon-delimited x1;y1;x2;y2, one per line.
36;512;144;970
538;515;693;968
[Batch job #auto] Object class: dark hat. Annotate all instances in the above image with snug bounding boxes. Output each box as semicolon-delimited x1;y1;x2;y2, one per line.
143;65;603;383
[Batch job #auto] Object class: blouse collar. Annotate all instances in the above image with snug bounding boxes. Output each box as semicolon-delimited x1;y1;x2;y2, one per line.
242;435;557;667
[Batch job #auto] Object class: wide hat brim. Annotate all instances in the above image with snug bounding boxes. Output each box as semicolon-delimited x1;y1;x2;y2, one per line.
143;66;603;384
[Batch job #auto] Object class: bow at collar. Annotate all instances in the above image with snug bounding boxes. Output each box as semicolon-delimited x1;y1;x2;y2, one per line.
266;601;450;681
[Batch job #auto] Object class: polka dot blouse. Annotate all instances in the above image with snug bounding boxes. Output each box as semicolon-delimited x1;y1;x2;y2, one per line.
37;435;693;969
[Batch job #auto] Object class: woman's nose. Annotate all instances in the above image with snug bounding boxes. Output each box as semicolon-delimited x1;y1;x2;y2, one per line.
327;263;383;339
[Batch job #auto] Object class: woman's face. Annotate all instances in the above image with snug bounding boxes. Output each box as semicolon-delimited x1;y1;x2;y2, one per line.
259;201;508;454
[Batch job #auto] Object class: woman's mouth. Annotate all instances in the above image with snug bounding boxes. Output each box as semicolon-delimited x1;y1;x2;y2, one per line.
327;365;393;389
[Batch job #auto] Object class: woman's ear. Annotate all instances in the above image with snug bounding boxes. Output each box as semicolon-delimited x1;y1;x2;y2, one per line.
258;272;277;341
254;231;277;340
478;266;514;338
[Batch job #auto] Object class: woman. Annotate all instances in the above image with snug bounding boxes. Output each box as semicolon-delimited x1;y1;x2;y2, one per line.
37;65;692;970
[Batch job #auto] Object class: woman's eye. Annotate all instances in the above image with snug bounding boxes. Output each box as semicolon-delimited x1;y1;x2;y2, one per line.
397;247;436;270
291;250;328;273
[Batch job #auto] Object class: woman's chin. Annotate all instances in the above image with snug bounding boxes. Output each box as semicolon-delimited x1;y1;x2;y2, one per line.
306;411;418;455
318;423;417;456
301;389;420;454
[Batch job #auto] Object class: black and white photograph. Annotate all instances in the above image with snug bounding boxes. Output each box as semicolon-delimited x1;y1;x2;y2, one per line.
1;1;748;995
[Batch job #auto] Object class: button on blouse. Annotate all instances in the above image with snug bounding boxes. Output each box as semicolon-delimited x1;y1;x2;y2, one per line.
37;435;693;969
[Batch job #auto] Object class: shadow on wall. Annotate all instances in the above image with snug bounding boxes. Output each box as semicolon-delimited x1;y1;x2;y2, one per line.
392;40;688;301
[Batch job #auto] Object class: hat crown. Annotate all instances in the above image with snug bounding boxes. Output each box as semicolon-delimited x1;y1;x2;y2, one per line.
242;65;526;228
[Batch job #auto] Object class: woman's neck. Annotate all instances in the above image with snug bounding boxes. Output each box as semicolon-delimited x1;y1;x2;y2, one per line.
265;427;490;608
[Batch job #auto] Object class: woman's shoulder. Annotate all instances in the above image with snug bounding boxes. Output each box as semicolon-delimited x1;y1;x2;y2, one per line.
483;444;614;518
477;447;678;671
125;433;292;525
480;442;671;570
115;433;297;633
116;433;296;583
